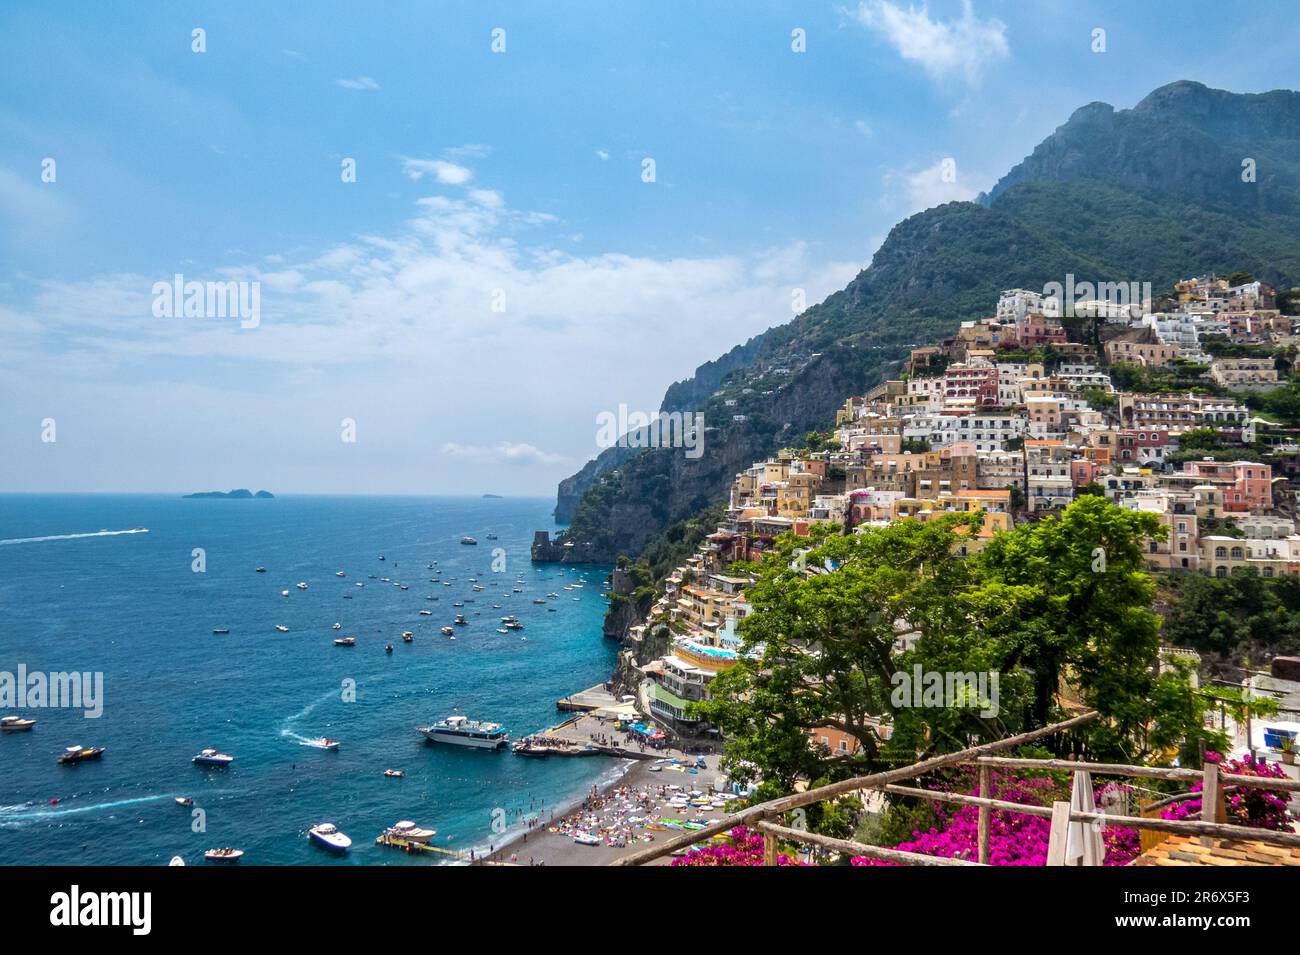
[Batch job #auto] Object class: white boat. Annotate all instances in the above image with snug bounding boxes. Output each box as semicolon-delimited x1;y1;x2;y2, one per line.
333;623;342;630
460;537;477;545
0;715;36;731
335;571;346;577
275;625;289;632
175;796;193;807
169;855;186;866
308;822;352;853
383;769;405;778
419;610;433;616
334;637;355;647
281;589;290;597
440;627;454;635
417;715;509;750
204;847;244;863
384;820;437;843
309;737;341;751
296;582;308;590
573;832;601;846
192;748;235;767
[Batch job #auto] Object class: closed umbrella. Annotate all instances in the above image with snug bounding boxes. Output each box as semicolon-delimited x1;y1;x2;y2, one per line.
1064;769;1106;866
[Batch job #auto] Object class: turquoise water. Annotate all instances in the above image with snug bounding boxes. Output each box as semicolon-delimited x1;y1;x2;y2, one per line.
0;495;619;865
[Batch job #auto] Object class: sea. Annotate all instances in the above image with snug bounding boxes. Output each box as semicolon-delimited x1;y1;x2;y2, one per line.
0;494;621;865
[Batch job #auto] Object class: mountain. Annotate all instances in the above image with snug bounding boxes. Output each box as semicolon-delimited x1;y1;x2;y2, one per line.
552;81;1300;561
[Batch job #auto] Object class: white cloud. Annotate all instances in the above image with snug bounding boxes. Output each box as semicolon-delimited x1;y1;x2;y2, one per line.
595;149;610;161
442;442;571;467
854;120;874;137
401;157;473;185
854;0;1008;85
335;76;381;91
885;157;983;213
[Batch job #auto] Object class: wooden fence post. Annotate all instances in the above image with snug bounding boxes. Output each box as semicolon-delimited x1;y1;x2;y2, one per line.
977;764;992;865
1200;761;1224;846
763;829;778;866
1045;800;1072;866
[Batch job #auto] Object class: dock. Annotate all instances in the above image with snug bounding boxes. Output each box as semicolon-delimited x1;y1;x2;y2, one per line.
375;834;515;865
556;683;620;712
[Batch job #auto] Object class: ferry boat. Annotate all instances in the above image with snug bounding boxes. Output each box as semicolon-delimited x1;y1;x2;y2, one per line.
204;848;244;864
384;820;437;844
57;745;105;765
192;748;235;767
309;822;352;853
1;715;36;731
417;715;509;750
334;637;356;647
460;536;477;545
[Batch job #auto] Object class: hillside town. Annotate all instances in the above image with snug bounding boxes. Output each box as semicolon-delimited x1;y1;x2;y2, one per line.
609;277;1300;762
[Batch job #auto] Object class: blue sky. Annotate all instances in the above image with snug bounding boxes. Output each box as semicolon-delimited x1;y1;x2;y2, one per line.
2;1;1298;496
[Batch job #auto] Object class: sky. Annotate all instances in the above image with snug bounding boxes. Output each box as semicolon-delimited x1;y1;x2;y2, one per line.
2;1;1298;496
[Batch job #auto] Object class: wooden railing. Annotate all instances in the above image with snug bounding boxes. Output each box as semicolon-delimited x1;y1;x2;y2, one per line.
614;710;1300;866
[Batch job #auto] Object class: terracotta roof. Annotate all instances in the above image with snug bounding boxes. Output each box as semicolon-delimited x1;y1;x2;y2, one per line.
1130;833;1300;867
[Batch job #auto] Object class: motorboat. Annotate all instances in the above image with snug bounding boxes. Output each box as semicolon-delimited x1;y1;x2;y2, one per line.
311;738;341;751
333;623;342;630
417;715;509;750
1;716;36;731
335;571;346;577
334;637;356;647
383;769;405;778
204;847;244;863
440;627;454;636
281;590;290;597
485;533;498;540
504;621;524;630
255;567;266;573
454;615;468;626
192;748;234;767
296;582;308;590
402;632;413;643
401;631;413;639
573;832;601;846
275;625;289;632
212;627;230;634
308;823;352;853
57;745;105;764
385;644;394;653
175;796;194;807
496;628;508;634
419;610;433;616
384;820;436;843
460;537;477;545
169;855;186;866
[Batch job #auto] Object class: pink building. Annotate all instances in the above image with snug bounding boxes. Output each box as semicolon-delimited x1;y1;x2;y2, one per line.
1071;458;1101;488
1182;460;1273;512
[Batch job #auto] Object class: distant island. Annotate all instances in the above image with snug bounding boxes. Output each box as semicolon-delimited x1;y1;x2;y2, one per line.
183;489;275;499
482;493;503;499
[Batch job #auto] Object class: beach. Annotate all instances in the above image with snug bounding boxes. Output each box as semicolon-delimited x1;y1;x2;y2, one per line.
486;756;730;866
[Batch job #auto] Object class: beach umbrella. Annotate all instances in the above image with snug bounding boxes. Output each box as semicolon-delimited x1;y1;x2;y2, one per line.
1064;770;1106;866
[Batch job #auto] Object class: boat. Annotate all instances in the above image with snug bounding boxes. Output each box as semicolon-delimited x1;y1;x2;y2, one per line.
417;715;509;750
460;537;477;545
308;822;352;853
192;748;235;767
281;589;290;597
175;797;193;807
452;601;464;608
335;571;346;577
212;627;230;634
473;585;485;592
533;598;546;605
383;820;437;843
275;625;289;632
334;637;356;647
504;620;524;631
378;555;385;561
419;609;433;616
454;615;468;626
296;582;308;590
255;567;266;573
401;631;413;639
204;847;244;864
573;832;601;846
1;716;36;731
486;533;498;540
169;855;186;866
311;738;340;751
440;627;454;636
57;745;105;764
402;632;414;643
333;623;342;630
496;628;508;634
385;644;394;653
383;769;405;778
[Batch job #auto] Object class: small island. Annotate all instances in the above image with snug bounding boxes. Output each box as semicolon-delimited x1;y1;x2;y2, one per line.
482;493;503;499
183;489;275;499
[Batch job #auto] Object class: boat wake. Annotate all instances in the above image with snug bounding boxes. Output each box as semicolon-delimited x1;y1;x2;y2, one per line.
278;687;344;746
0;528;149;546
0;790;238;828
